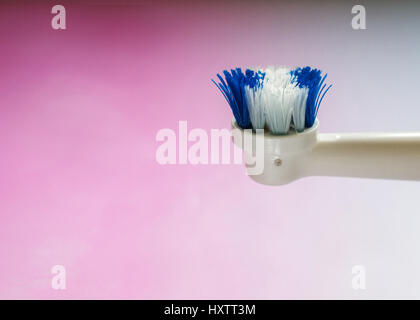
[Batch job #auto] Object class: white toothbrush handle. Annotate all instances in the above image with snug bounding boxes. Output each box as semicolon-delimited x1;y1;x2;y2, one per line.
306;133;420;181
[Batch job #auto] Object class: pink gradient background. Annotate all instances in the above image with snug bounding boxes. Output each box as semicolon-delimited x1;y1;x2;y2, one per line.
1;0;420;299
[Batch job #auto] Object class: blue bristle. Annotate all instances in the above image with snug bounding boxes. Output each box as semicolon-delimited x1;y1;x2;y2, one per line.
291;67;332;128
212;68;265;129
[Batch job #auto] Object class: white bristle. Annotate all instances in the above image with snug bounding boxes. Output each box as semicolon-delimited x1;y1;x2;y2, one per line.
262;67;294;135
263;86;293;135
291;86;309;132
245;85;265;129
245;67;309;134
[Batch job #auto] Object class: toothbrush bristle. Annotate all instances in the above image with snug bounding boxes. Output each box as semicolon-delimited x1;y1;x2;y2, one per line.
212;68;265;129
290;66;332;128
212;65;331;134
244;69;265;130
262;67;294;134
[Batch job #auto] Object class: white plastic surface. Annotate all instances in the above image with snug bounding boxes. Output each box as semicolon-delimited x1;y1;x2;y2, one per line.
232;119;420;185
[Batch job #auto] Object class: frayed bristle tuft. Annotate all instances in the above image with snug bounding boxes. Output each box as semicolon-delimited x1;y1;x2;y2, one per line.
213;65;331;134
244;69;265;129
291;66;332;128
212;68;265;129
261;67;293;134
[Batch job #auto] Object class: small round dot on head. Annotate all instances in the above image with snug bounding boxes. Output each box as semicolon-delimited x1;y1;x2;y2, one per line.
274;158;282;166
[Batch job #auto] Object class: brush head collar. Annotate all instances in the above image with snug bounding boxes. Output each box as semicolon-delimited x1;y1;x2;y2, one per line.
232;118;319;185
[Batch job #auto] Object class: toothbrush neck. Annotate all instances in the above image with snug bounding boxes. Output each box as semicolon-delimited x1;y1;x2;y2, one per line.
305;132;420;180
